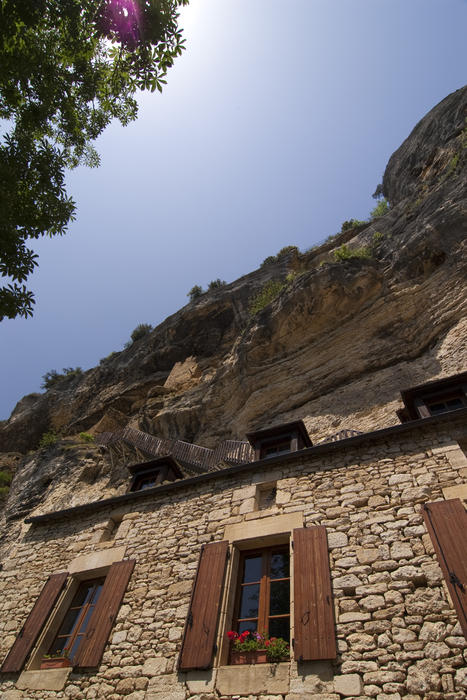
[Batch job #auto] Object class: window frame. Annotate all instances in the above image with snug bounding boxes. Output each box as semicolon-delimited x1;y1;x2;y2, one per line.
46;577;105;662
231;545;291;646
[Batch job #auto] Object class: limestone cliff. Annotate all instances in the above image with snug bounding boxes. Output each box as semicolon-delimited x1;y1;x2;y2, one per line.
1;86;466;525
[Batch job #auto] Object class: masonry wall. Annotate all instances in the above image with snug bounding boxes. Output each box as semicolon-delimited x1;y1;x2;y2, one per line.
1;417;467;700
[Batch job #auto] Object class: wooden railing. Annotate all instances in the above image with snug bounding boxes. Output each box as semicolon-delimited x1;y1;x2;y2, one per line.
96;427;254;472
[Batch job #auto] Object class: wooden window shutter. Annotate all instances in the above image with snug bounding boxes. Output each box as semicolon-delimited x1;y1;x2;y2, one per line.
422;499;467;638
1;572;68;673
178;540;229;671
74;559;135;669
293;526;336;661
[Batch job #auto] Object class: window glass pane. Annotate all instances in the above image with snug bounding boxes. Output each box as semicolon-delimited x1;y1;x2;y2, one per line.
270;552;289;579
239;583;260;618
428;401;448;414
243;556;262;583
269;580;290;615
238;620;257;634
55;608;82;638
447;398;463;409
262;442;290;458
70;581;95;607
269;616;290;643
138;477;157;490
90;581;104;604
78;606;95;635
49;637;68;655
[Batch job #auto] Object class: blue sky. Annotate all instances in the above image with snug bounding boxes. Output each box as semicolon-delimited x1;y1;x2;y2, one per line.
1;0;467;421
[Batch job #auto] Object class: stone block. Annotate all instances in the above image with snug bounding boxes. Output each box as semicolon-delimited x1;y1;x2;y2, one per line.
356;547;379;564
232;485;257;502
442;483;467;502
333;573;362;589
145;692;186;700
327;532;348;548
338;611;371;622
239;498;256;514
390;541;413;560
143;656;169;676
68;545;126;574
16;668;72;691
359;595;385;611
419;621;447;641
1;691;24;700
216;662;289;695
223;512;303;543
334;673;363;696
186;670;216;693
290;660;334;693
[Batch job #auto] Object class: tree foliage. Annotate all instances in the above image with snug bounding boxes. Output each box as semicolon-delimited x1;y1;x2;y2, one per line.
41;366;83;389
0;0;187;320
188;285;203;301
130;322;153;342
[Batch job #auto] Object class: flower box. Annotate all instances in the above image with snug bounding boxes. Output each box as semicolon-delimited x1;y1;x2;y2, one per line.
40;657;72;670
230;649;268;665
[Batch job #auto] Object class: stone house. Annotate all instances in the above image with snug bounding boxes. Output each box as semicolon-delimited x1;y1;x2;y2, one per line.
1;373;467;699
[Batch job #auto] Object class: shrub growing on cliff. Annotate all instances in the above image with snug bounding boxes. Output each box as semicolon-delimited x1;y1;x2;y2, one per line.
188;285;204;301
41;367;82;389
0;471;12;487
333;244;371;262
249;280;285;316
39;431;59;449
79;432;94;443
260;246;299;267
208;279;227;290
370;198;389;218
130;323;153;343
341;218;367;232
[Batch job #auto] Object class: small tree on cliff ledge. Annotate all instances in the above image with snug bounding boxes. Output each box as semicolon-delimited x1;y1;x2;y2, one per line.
0;0;188;321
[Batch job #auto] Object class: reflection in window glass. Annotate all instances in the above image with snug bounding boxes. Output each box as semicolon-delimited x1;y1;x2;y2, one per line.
48;578;104;661
233;547;290;649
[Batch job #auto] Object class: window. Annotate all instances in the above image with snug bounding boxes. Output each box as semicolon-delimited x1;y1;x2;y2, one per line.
425;394;466;416
47;578;105;662
246;420;312;462
1;560;135;674
128;456;183;492
132;472;160;491
233;547;290;643
260;440;292;460
398;371;467;421
178;526;336;671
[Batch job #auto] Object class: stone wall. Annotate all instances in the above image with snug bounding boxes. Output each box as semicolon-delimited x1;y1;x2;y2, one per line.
1;415;467;699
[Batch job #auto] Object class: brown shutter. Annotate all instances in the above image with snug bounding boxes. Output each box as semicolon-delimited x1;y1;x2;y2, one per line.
74;559;135;669
293;526;336;660
179;540;229;670
422;499;467;638
1;572;68;673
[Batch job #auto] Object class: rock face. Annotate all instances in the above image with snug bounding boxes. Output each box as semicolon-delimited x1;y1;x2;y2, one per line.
1;86;466;515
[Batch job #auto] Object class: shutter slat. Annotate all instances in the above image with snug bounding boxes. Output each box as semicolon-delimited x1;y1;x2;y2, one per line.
74;559;135;669
422;499;467;638
1;572;68;673
179;540;229;670
293;526;336;660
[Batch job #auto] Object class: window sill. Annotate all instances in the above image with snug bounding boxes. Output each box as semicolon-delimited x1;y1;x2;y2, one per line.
216;661;290;695
16;667;72;691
